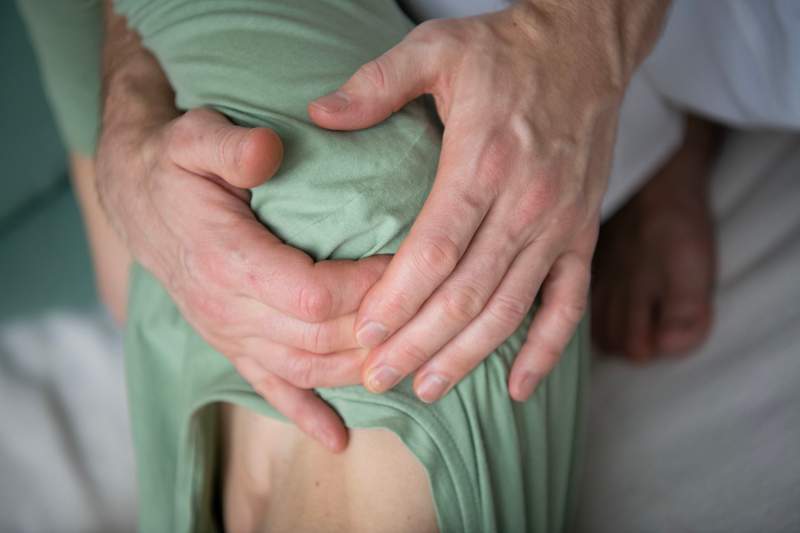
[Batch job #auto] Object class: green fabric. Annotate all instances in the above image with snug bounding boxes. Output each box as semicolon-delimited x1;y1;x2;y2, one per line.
25;0;589;530
15;0;103;156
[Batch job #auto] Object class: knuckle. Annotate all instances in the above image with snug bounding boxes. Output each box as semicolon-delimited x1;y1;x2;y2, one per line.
286;355;315;389
413;233;462;281
215;123;243;170
410;19;460;50
297;283;333;323
302;322;329;354
456;186;488;215
409;19;443;41
379;288;417;320
166;116;196;156
441;283;486;324
488;293;530;328
556;295;588;326
507;181;560;239
355;59;389;92
521;177;561;219
394;340;430;368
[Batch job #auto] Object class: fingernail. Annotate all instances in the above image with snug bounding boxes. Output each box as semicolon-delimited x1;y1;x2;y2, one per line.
514;372;541;401
366;365;401;393
356;320;388;348
416;374;450;404
311;91;350;113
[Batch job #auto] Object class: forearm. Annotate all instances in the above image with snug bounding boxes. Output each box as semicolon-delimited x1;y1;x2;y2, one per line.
97;2;179;249
100;1;176;140
517;0;671;89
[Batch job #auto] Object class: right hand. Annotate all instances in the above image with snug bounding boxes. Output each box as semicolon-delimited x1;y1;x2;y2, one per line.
97;107;390;451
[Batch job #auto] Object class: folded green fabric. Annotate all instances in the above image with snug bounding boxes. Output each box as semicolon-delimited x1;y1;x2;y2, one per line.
25;0;589;530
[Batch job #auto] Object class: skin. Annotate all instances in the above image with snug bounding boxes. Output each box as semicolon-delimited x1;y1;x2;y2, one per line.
75;151;438;533
309;0;671;402
97;0;670;451
97;5;392;452
221;404;437;533
592;115;721;360
68;153;130;324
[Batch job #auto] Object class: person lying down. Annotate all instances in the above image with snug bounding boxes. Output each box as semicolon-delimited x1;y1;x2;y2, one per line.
117;0;588;531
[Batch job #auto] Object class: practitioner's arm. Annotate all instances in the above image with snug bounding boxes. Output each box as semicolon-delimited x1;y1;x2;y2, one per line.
97;4;391;451
310;0;671;402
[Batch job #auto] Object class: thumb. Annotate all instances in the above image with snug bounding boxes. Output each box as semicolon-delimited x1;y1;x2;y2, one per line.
308;41;435;131
172;108;284;189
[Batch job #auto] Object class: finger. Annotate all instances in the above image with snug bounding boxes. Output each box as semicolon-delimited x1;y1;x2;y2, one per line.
170;108;284;189
508;252;591;401
410;242;551;402
234;358;348;452
229;298;361;353
239;338;366;389
215;219;390;323
361;204;520;394
308;34;436;131
313;255;393;318
353;136;492;348
268;311;361;354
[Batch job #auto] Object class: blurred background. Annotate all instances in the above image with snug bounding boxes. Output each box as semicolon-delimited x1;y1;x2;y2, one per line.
1;1;799;532
0;3;136;532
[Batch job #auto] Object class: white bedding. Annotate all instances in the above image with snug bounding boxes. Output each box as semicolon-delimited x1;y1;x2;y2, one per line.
0;309;135;533
577;129;800;532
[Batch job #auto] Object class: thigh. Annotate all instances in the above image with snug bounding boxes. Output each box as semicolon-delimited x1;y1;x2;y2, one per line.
68;154;130;324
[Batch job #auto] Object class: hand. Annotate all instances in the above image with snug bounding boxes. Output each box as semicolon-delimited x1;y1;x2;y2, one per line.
309;0;669;402
97;13;390;451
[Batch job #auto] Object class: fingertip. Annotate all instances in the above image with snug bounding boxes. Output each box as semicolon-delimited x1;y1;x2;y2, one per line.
307;91;353;131
307;92;388;132
309;91;351;114
509;370;540;402
363;364;401;394
236;127;284;188
317;423;349;453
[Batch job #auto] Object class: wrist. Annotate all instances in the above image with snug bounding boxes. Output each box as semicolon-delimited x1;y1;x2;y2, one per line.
515;0;671;86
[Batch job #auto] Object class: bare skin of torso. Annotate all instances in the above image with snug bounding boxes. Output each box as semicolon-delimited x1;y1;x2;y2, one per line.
220;403;439;533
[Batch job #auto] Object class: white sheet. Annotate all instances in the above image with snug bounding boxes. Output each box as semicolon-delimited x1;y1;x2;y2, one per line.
0;309;135;533
577;129;800;532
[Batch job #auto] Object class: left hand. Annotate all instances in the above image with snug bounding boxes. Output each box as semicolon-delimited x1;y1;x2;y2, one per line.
309;1;669;402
